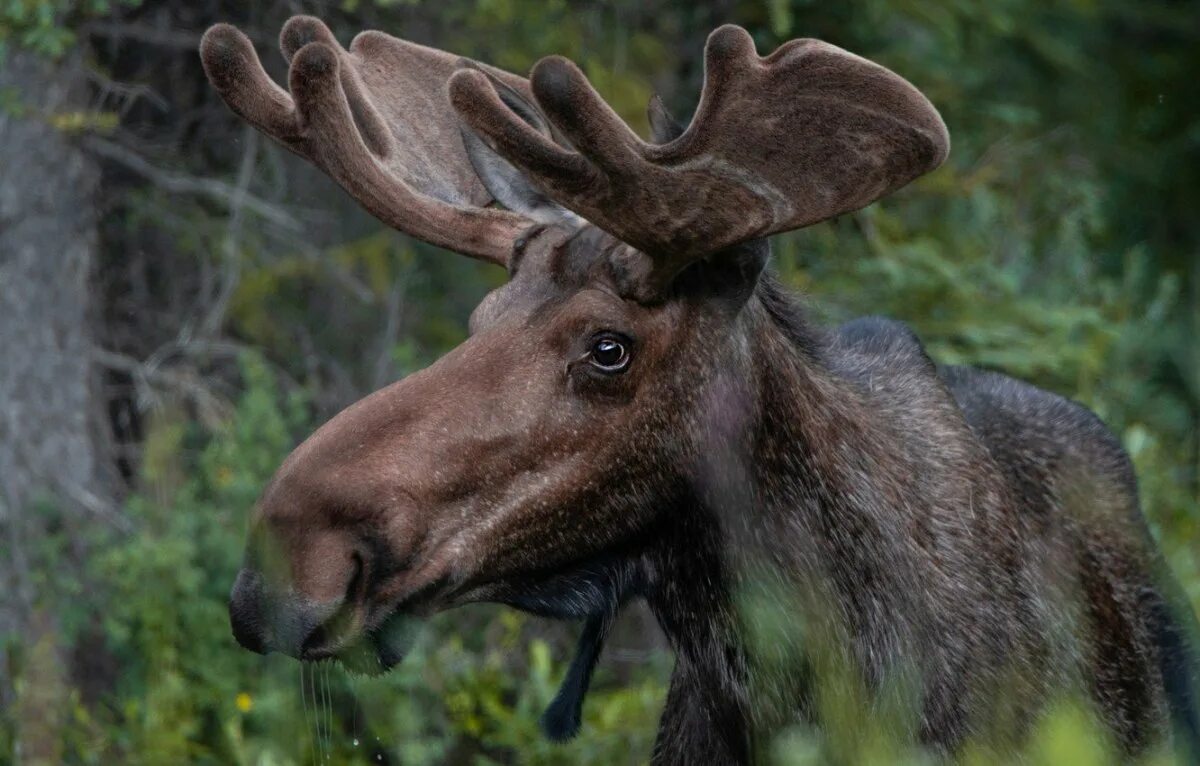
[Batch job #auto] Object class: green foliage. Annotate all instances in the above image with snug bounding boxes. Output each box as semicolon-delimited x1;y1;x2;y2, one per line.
0;0;141;57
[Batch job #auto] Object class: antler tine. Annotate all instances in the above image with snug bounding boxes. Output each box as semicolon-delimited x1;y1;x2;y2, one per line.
201;24;300;143
527;57;648;175
448;69;592;189
280;14;337;63
201;16;537;266
448;24;950;287
281;17;394;160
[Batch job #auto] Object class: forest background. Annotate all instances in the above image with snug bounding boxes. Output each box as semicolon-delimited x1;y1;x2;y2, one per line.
1;0;1197;763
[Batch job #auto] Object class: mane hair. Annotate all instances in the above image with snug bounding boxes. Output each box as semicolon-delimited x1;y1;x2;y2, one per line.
752;271;824;362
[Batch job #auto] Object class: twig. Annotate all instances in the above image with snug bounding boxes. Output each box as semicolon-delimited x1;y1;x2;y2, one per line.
85;67;169;116
83;135;301;231
92;346;232;428
59;479;133;533
201;126;258;337
141;338;246;373
83;20;204;51
372;277;407;389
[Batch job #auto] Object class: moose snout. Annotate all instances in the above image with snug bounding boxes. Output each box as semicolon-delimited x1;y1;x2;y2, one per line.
228;567;345;658
229;569;269;654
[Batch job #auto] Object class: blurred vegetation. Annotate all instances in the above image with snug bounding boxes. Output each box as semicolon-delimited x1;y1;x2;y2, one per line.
1;0;1197;763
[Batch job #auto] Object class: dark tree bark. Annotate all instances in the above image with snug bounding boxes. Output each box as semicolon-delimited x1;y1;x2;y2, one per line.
0;48;112;763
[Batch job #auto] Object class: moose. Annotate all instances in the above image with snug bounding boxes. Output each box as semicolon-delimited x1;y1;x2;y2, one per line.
201;15;1199;763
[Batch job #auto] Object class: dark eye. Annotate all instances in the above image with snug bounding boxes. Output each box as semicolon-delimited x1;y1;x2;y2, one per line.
588;335;631;373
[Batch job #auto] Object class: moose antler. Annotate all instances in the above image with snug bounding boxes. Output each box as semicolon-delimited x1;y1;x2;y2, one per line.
200;16;536;265
450;25;949;283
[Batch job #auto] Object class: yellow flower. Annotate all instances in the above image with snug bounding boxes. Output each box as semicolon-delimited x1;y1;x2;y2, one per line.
235;692;253;713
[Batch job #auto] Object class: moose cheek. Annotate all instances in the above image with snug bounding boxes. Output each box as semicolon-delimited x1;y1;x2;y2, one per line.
567;357;639;403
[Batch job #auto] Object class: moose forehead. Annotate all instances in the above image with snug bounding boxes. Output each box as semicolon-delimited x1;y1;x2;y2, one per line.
468;222;647;334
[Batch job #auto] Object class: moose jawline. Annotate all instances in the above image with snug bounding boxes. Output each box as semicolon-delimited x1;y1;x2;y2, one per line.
327;603;617;741
330;558;638;737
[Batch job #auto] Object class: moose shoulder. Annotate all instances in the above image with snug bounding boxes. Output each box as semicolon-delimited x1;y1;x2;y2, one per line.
201;16;1200;763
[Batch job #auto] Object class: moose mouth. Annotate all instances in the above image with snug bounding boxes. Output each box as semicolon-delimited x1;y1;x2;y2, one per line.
322;610;423;676
293;553;455;675
229;539;460;675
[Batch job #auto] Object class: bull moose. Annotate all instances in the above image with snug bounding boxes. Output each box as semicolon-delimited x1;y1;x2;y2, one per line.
201;15;1200;763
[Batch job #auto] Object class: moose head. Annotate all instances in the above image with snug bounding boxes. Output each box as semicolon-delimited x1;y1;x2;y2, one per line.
202;14;950;753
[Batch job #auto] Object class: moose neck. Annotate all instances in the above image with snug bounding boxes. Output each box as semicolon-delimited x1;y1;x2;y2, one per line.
640;276;928;763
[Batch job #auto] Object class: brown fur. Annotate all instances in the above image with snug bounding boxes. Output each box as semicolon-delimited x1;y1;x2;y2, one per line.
206;17;1199;764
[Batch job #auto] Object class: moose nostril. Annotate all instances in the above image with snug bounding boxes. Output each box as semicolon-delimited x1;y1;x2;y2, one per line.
229;569;269;655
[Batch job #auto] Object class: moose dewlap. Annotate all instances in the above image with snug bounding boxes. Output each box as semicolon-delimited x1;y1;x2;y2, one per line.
201;15;1200;764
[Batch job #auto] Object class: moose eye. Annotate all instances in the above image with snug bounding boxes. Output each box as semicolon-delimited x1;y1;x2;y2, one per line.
588;335;631;373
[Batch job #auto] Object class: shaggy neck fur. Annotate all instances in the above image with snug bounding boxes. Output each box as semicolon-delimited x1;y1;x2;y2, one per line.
638;276;1040;764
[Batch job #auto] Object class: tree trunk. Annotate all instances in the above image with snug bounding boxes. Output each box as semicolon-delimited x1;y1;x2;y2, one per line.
0;48;109;764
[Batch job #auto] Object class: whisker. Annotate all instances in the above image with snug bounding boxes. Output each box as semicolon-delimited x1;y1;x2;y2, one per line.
349;670;360;751
300;663;313;765
309;663;323;764
319;662;328;763
322;661;332;763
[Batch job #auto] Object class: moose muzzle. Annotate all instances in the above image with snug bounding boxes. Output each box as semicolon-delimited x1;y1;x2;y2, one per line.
228;567;344;658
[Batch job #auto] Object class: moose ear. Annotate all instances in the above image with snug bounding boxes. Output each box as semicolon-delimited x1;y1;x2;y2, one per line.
457;62;581;226
647;94;686;144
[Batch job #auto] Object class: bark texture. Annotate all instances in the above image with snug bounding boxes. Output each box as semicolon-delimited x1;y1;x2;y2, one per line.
0;48;107;763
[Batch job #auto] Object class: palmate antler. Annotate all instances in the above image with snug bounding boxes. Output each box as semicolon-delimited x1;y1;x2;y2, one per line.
451;24;949;285
202;17;948;285
200;16;535;265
